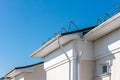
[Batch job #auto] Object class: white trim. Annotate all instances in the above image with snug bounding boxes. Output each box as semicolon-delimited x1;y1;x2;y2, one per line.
96;73;110;78
31;35;59;57
101;63;109;74
94;47;120;60
6;63;43;78
85;12;120;41
44;56;73;71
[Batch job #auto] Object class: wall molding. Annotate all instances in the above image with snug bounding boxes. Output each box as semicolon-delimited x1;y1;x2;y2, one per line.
94;47;120;60
44;56;74;71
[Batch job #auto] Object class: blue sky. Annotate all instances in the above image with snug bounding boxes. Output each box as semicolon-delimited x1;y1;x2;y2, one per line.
0;0;120;77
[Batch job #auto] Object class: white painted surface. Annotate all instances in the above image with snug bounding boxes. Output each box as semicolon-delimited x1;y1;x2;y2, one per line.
94;28;120;58
80;60;94;80
94;28;120;80
44;41;73;70
95;52;120;80
85;12;120;41
75;40;94;60
9;65;46;80
47;62;69;80
31;35;77;58
30;12;120;80
44;40;95;80
24;65;46;80
19;78;24;80
32;27;120;80
14;74;24;80
44;41;74;80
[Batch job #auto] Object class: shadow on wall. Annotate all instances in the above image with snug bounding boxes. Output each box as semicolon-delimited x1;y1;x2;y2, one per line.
95;28;120;80
95;53;115;80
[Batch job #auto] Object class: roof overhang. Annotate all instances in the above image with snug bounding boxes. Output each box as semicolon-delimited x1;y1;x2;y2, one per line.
85;12;120;41
6;62;43;78
6;68;33;78
31;34;82;58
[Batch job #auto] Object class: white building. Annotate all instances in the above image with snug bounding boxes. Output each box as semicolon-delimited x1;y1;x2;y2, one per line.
5;62;46;80
31;11;120;80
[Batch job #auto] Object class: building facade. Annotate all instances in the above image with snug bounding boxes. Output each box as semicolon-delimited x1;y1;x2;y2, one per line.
5;62;46;80
31;12;120;80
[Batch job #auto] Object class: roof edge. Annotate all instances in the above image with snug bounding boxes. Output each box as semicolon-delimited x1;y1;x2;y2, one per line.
85;12;120;41
6;61;43;77
61;26;96;36
31;26;95;58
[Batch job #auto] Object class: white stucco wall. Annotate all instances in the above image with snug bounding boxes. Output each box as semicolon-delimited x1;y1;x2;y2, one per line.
47;62;70;80
75;40;94;60
95;52;120;80
39;27;120;80
94;28;120;80
24;65;46;80
80;60;94;80
74;40;94;80
11;74;24;80
44;39;95;80
44;41;74;70
10;65;46;80
44;41;74;80
94;28;120;59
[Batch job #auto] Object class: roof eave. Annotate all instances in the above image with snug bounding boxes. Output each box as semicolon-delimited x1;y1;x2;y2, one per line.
6;62;43;78
31;35;60;58
85;12;120;41
6;69;22;78
31;34;83;58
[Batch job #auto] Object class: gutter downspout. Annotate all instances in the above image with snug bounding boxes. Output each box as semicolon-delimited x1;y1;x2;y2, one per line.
77;51;82;80
57;35;71;80
57;35;83;80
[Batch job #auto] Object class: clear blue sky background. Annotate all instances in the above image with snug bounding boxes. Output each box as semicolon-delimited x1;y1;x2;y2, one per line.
0;0;120;77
